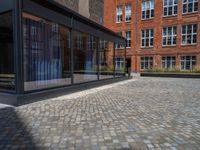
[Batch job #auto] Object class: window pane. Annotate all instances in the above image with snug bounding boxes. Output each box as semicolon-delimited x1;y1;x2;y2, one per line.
74;32;98;83
99;40;114;79
0;12;15;91
183;4;187;13
23;13;72;91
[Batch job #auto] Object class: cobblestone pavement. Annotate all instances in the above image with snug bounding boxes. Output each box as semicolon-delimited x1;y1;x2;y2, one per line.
1;77;200;150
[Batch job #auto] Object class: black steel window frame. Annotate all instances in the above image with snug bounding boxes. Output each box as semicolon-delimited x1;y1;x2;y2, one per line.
0;0;126;94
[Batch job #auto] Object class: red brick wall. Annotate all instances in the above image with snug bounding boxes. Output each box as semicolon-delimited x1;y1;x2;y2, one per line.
104;0;200;72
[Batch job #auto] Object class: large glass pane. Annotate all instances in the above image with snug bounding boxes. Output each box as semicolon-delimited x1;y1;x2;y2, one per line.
73;31;98;83
99;40;114;79
115;43;125;77
0;12;15;91
23;13;71;91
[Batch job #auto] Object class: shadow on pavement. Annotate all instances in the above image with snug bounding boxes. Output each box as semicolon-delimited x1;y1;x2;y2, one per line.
0;106;37;149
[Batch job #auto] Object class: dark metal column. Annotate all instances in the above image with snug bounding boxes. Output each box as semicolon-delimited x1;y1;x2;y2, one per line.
13;0;24;94
124;43;127;76
113;43;116;78
70;17;74;84
96;38;100;80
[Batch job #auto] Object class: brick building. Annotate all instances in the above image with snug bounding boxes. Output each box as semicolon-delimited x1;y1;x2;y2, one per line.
104;0;200;72
54;0;104;24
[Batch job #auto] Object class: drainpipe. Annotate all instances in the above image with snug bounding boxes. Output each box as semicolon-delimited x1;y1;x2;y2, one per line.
135;0;139;73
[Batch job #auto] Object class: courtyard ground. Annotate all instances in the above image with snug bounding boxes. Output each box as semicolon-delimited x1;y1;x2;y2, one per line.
0;77;200;150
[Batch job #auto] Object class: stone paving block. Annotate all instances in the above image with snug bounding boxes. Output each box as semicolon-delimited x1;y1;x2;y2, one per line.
0;78;200;149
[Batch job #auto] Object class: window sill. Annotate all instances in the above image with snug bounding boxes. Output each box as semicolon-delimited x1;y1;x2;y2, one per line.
163;15;178;19
116;22;123;24
125;21;132;24
182;12;198;17
162;45;177;48
141;18;154;22
181;44;197;47
140;47;154;49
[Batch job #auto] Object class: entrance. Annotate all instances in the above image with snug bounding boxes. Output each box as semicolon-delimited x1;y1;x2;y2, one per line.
126;58;131;74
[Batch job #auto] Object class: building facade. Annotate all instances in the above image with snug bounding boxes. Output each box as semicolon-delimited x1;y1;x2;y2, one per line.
0;0;125;105
104;0;200;72
54;0;104;24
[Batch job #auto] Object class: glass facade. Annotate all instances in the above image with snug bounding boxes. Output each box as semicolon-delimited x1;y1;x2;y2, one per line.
73;31;98;83
0;12;15;91
99;40;115;79
22;13;125;91
23;13;71;91
0;0;126;95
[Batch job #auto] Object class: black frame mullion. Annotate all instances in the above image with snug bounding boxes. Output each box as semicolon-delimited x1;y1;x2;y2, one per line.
96;37;100;80
70;28;74;85
13;0;24;94
113;42;116;78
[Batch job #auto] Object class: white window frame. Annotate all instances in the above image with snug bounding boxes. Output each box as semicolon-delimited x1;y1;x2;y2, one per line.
76;35;83;50
126;31;131;48
182;0;198;14
181;56;196;70
162;26;177;46
161;56;176;68
125;4;132;22
163;0;178;17
140;56;153;70
142;0;155;20
115;58;125;71
99;39;107;50
141;29;154;48
31;26;37;35
182;24;197;45
116;6;123;23
87;35;95;51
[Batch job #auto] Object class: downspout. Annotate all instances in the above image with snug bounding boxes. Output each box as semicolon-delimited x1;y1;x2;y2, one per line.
135;0;139;72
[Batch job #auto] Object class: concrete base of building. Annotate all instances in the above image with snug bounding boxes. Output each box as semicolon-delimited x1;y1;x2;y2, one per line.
0;77;131;106
141;72;200;78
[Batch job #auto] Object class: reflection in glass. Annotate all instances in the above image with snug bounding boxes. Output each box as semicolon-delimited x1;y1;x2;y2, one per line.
115;43;125;77
73;31;98;83
23;13;71;91
0;12;15;91
99;40;114;79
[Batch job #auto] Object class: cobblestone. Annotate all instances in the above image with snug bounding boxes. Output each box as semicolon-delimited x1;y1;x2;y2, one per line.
0;77;200;149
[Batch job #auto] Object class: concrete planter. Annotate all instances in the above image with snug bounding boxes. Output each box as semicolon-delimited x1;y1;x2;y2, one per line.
141;72;200;78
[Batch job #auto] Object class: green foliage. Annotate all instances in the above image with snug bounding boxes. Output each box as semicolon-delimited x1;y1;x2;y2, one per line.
144;66;200;74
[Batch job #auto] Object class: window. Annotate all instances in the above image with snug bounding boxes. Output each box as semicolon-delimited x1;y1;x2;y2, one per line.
99;40;115;79
116;32;123;49
115;58;125;71
31;26;37;35
99;39;107;50
141;29;154;48
125;4;132;22
116;6;123;23
183;0;198;14
76;35;83;50
140;57;153;70
0;12;15;91
87;35;95;51
162;56;176;68
182;24;197;45
181;56;196;70
126;31;131;48
23;13;71;91
142;0;154;20
163;0;178;16
163;26;177;46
